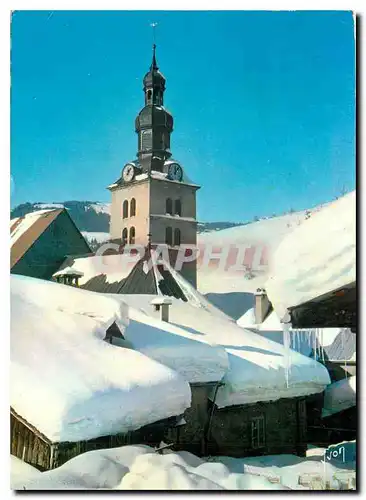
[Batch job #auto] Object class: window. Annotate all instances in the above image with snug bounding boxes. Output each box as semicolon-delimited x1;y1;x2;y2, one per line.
174;228;181;246
129;227;135;244
251;415;265;449
166;198;173;215
122;200;129;219
165;227;173;246
146;89;152;104
122;228;128;245
141;129;152;150
175;199;182;216
130;198;136;217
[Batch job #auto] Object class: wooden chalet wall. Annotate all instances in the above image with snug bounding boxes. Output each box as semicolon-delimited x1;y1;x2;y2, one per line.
11;409;52;471
11;211;91;280
11;408;178;471
168;384;212;456
207;397;308;458
165;390;308;458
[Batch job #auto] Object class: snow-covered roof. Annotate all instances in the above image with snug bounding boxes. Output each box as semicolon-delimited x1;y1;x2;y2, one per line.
10;209;66;270
322;376;356;418
11;275;191;443
10;209;60;246
59;253;137;287
113;293;330;408
265;191;356;321
53;266;84;277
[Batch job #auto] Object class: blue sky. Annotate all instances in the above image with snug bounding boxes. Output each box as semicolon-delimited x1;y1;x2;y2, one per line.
11;10;355;222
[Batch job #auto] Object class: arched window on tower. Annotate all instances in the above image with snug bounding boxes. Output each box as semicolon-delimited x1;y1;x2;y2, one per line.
122;228;128;245
174;199;182;216
130;198;136;217
146;89;152;104
166;198;173;215
129;226;135;244
165;227;173;246
174;228;181;246
123;200;129;219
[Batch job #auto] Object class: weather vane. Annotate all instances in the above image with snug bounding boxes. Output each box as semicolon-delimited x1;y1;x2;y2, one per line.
150;22;158;45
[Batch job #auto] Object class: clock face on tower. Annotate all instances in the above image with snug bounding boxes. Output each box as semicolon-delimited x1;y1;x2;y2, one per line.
167;163;183;182
122;164;135;183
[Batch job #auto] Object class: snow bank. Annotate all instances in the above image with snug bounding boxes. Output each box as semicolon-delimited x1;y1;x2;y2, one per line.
265;191;356;320
208;451;356;490
11;456;41;489
11;276;191;443
15;443;355;490
322;376;356;418
114;294;330;408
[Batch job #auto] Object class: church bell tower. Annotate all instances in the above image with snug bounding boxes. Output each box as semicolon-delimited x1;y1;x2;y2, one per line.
108;43;200;287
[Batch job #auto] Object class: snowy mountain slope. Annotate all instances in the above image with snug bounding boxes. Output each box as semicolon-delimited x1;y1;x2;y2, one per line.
197;200;333;296
265;191;356;320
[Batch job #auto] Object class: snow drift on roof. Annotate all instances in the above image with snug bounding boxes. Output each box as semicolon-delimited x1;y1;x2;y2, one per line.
10;209;57;245
62;253;138;286
120;304;229;384
11;276;191;442
265;191;356;320
322;376;356;418
114;294;330;408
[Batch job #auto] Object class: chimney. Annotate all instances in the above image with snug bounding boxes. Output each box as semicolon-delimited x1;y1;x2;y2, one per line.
254;288;271;325
150;297;173;322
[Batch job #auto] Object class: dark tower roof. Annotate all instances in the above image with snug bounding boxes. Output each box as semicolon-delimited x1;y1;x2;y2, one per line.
143;44;166;90
134;44;174;172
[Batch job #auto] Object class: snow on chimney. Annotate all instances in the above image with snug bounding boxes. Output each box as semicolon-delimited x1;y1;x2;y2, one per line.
254;288;271;325
150;297;173;322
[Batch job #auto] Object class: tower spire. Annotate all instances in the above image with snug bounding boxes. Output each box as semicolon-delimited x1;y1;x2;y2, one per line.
150;22;158;70
151;43;158;71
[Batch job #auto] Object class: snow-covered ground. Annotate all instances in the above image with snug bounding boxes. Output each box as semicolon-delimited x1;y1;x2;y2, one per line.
11;275;191;443
12;442;356;490
265;191;356;321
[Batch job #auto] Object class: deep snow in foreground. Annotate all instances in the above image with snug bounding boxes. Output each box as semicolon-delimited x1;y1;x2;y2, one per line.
11;443;356;490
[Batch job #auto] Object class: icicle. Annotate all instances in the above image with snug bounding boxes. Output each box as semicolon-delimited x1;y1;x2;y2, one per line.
282;322;291;388
313;329;317;360
319;329;324;362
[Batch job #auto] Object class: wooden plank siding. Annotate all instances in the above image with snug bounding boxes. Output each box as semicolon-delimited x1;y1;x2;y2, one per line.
11;409;52;471
11;407;179;471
